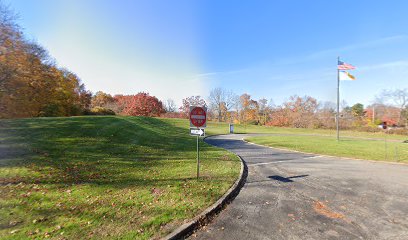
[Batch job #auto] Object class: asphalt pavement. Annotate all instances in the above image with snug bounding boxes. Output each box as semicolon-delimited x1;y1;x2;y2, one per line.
190;134;408;240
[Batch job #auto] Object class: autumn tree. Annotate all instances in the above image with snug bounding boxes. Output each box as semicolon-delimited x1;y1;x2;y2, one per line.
347;103;363;127
179;96;207;118
238;93;259;124
282;95;318;128
78;84;92;111
0;3;91;118
351;103;364;117
114;93;165;117
0;4;30;117
367;103;401;127
91;91;115;108
238;94;250;123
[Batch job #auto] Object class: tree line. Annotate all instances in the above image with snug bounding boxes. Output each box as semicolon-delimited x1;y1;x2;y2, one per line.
1;2;407;133
0;3;166;119
146;86;408;133
0;3;91;118
169;88;407;132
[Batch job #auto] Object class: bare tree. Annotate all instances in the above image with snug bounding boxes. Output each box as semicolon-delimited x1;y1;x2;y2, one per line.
379;89;407;109
340;100;349;111
208;88;237;122
164;99;177;113
179;96;207;118
377;88;408;126
268;98;276;109
316;101;336;128
258;98;268;125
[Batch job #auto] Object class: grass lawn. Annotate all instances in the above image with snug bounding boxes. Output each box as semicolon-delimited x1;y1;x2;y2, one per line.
162;118;408;141
246;135;408;163
159;117;232;136
0;116;240;239
232;124;408;141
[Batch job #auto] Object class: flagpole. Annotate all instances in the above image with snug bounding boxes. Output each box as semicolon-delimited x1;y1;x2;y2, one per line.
336;57;340;141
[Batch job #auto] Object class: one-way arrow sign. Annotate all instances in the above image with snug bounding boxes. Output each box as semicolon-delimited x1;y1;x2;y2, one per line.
190;128;205;137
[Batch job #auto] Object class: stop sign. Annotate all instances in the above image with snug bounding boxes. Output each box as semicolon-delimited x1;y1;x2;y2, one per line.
190;106;207;128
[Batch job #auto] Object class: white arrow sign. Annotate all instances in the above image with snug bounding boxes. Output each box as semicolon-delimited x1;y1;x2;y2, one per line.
190;128;205;137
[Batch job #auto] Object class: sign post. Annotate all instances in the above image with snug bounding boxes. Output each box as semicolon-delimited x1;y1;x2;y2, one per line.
189;106;207;179
197;134;199;178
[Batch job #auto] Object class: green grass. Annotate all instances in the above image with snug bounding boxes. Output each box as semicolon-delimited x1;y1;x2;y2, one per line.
232;124;407;141
162;119;408;141
246;135;408;163
0;116;240;239
2;117;406;239
159;117;232;136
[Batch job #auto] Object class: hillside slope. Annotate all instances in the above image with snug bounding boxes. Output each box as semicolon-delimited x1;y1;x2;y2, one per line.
0;116;240;239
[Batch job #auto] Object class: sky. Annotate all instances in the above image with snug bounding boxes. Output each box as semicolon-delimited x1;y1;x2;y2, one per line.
4;0;408;107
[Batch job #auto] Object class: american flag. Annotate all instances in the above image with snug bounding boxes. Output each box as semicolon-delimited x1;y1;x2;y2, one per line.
338;60;355;70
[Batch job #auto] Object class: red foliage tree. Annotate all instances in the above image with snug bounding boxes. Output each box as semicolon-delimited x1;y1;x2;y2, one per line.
266;95;318;128
179;96;207;118
114;93;165;117
265;108;290;127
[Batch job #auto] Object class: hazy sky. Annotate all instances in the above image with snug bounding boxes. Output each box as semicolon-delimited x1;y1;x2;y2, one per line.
6;0;408;106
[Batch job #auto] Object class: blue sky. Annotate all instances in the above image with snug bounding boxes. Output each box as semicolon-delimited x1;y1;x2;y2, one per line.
5;0;408;107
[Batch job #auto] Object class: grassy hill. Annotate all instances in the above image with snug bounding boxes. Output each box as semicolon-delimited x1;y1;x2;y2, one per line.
0;116;240;239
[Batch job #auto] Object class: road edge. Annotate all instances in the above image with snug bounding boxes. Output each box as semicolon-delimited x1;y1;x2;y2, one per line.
162;137;248;240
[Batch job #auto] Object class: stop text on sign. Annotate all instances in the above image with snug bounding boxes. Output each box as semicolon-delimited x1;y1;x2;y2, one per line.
189;106;207;128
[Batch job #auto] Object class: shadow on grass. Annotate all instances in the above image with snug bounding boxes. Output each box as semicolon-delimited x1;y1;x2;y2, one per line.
0;116;229;187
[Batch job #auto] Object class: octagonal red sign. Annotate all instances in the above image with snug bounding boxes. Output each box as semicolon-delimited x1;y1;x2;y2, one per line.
190;106;207;128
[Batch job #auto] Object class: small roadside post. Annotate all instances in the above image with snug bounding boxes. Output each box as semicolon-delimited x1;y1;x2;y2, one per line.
229;123;234;134
189;106;207;179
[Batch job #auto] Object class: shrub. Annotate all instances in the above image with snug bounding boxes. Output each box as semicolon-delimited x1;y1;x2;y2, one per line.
88;107;116;115
387;128;408;135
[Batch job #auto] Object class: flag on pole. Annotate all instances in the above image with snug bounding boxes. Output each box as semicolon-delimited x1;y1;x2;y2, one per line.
338;60;356;70
336;58;356;141
339;71;356;81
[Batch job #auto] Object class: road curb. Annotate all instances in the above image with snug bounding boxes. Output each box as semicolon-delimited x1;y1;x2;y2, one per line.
162;138;248;240
242;138;408;166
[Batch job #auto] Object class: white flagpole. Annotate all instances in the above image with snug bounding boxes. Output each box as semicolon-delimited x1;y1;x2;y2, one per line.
336;57;340;141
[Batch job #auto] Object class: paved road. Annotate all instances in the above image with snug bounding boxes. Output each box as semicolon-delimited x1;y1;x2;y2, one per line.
190;134;408;240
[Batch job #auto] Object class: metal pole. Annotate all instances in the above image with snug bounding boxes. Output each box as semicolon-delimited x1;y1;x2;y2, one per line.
336;57;340;141
197;135;200;179
385;132;388;161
